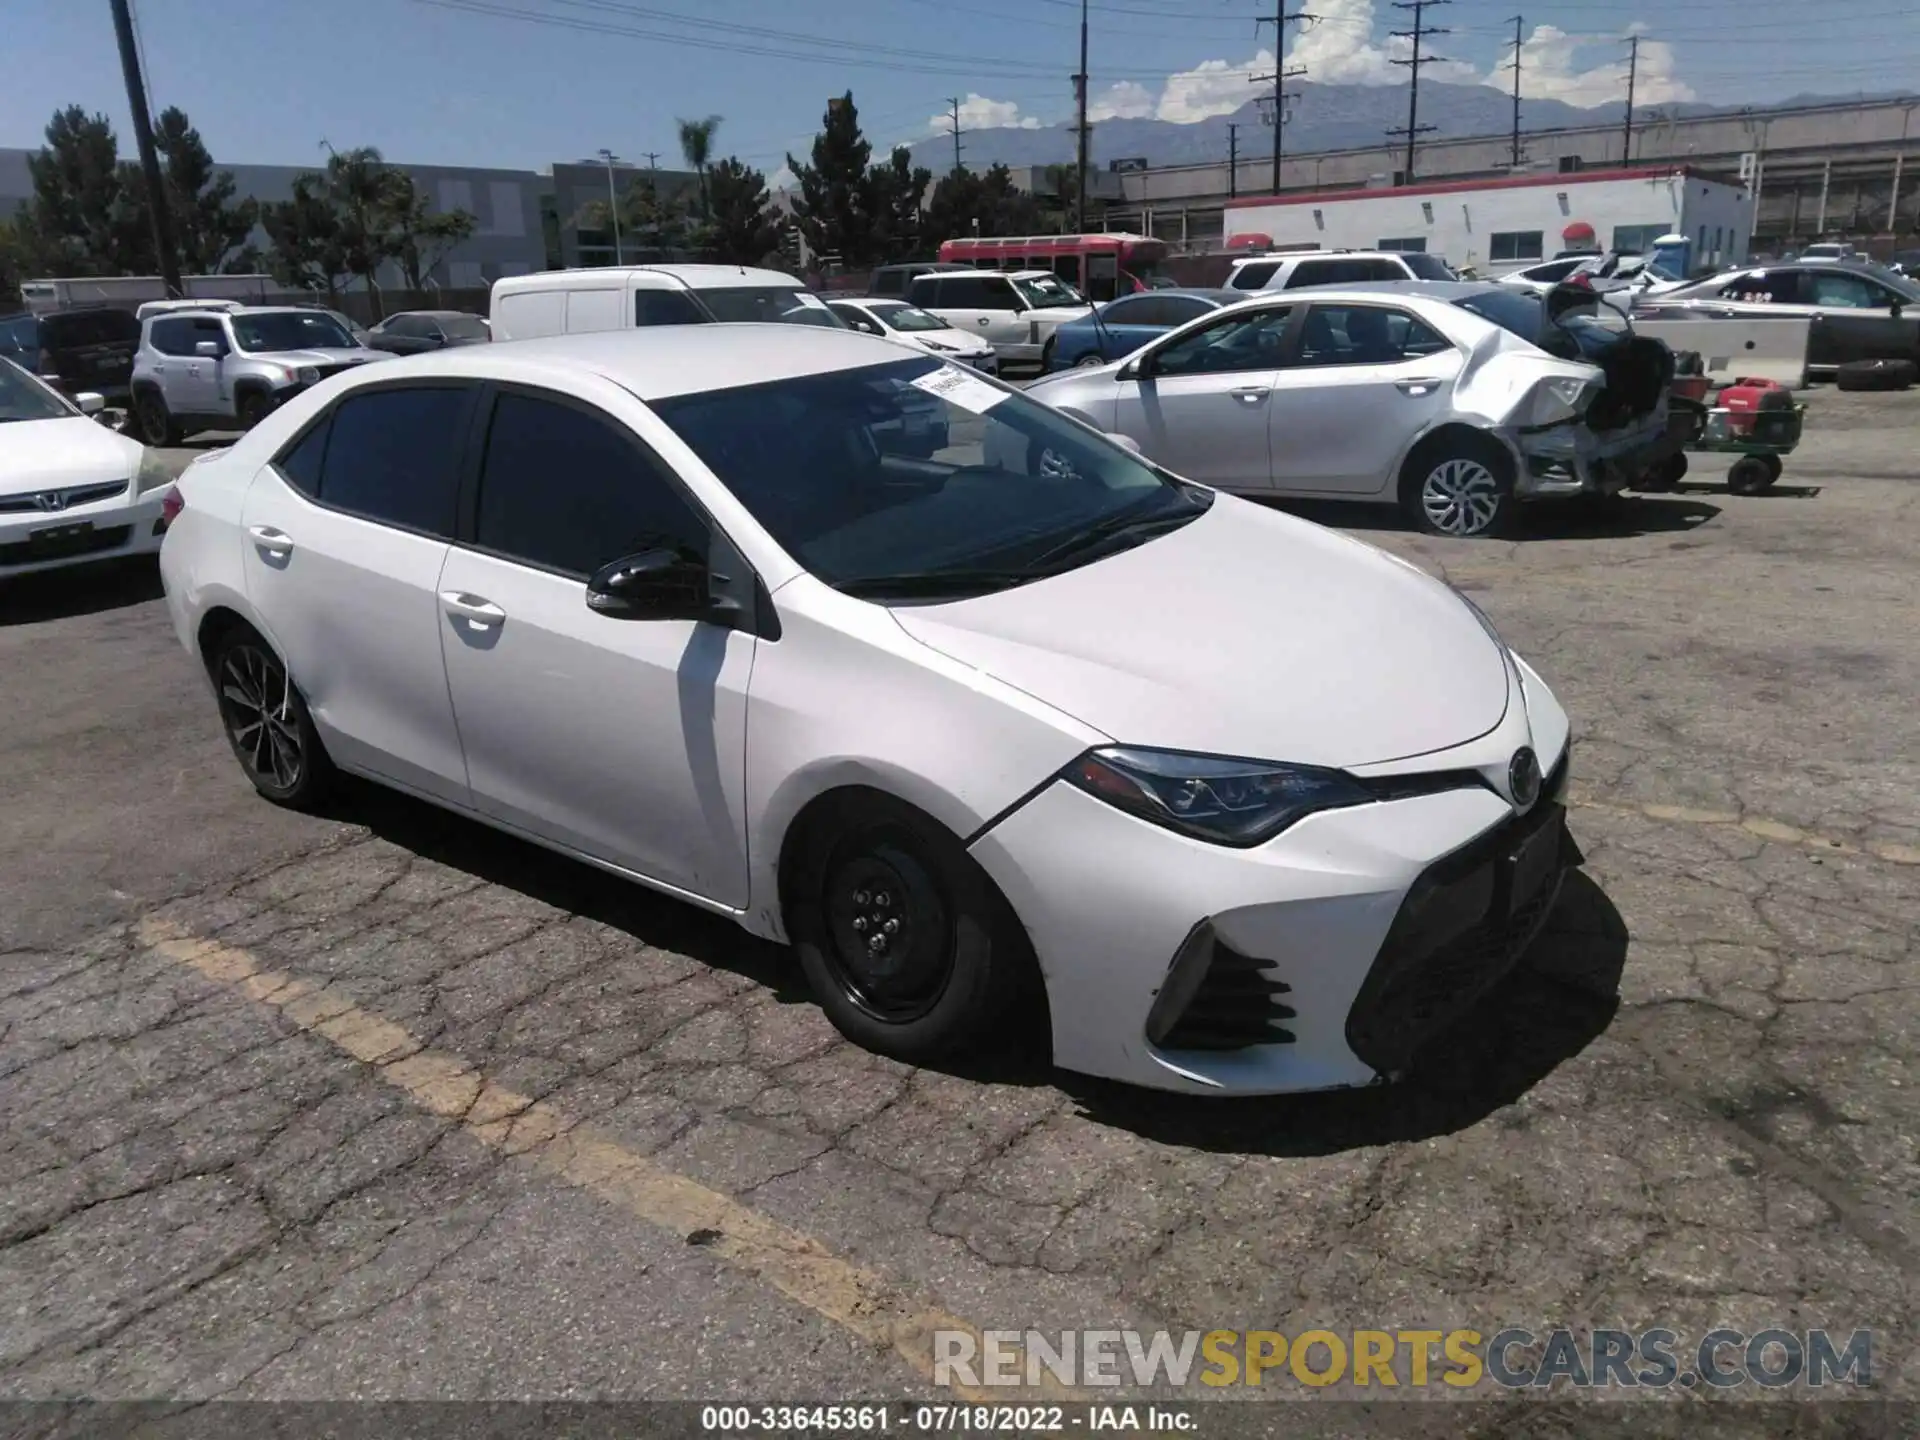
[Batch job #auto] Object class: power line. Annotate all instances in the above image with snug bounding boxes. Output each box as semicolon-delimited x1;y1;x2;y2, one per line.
1387;0;1449;183
1253;2;1313;194
1622;34;1640;163
946;97;965;174
1502;15;1525;170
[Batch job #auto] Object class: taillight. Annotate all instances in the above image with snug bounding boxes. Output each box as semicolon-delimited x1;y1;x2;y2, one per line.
159;485;184;529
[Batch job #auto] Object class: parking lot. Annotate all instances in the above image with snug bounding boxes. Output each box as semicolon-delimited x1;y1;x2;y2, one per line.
2;387;1916;1412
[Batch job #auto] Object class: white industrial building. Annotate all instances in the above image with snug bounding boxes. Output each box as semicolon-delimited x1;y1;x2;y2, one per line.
1220;166;1756;274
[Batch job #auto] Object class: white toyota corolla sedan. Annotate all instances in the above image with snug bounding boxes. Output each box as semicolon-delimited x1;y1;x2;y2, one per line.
1;357;174;579
158;325;1574;1096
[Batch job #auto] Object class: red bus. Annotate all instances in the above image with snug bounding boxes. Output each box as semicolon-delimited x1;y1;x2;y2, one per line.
935;232;1170;301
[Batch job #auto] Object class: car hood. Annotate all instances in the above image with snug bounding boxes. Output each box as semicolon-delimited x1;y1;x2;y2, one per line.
0;415;143;496
250;348;387;366
890;499;1511;768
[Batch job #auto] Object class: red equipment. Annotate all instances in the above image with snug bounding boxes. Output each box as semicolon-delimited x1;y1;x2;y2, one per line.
1717;377;1792;435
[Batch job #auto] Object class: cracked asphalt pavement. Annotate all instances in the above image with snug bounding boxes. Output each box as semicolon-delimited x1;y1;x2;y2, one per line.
1;390;1915;1415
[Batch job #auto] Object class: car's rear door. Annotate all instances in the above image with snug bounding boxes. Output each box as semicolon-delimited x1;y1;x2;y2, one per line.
239;381;478;804
435;384;754;906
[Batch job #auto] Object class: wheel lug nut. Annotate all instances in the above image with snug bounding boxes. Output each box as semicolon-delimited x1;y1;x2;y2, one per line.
876;891;891;908
852;917;867;932
854;889;870;905
884;918;899;934
868;934;885;952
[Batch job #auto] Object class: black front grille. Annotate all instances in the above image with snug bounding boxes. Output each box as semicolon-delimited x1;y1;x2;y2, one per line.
0;523;133;566
308;362;357;382
1344;800;1569;1076
1149;932;1297;1052
0;480;128;515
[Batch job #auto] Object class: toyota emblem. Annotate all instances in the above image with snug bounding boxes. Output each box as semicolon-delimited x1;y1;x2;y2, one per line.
1508;747;1542;813
34;491;67;513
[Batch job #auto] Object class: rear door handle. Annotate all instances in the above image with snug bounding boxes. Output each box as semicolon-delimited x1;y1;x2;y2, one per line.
440;591;506;626
1229;386;1270;403
247;525;293;555
1395;377;1445;395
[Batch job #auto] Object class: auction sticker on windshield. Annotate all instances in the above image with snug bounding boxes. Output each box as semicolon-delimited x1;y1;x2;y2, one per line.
910;364;1008;414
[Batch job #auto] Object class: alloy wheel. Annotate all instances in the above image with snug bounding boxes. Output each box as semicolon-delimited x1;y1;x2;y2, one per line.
138;394;171;446
1421;457;1502;536
821;840;954;1023
217;643;305;791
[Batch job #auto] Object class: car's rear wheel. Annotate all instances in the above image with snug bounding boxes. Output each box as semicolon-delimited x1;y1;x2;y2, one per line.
136;389;180;447
210;629;333;808
1074;352;1107;368
789;796;1033;1062
1401;435;1515;538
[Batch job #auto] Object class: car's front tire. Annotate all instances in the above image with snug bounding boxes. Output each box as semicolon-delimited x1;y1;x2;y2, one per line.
1400;433;1516;538
209;627;334;809
236;389;275;429
788;794;1034;1063
135;388;180;447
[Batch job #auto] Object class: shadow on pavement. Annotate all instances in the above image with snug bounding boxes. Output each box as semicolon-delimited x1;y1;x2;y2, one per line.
0;557;164;626
1275;494;1723;540
1065;870;1628;1156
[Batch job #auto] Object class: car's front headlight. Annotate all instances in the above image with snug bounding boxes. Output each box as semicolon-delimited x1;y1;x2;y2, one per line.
296;365;321;385
1063;747;1373;846
134;446;175;495
1526;374;1598;428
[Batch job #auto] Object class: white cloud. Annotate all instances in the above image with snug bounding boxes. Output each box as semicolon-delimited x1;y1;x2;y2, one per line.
1088;80;1157;122
928;93;1042;135
1155;52;1272;123
1492;24;1695;106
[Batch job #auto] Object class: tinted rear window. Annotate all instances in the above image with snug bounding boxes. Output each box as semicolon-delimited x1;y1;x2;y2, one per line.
317;386;471;536
1401;253;1457;281
40;310;141;348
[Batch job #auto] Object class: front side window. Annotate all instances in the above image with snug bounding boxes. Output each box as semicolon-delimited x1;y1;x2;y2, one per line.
829;304;885;335
1490;231;1546;263
439;314;489;341
1150;307;1293;376
232;311;356;353
1297;305;1448;366
1014;274;1084;308
1805;271;1892;308
1230;261;1280;290
635;290;708;326
693;286;841;327
1400;252;1457;281
476;391;706;577
148;319;193;356
187;317;229;353
652;356;1208;599
314;386;470;535
1099;295;1158;326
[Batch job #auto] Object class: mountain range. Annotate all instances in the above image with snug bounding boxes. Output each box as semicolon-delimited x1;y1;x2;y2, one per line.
906;81;1894;175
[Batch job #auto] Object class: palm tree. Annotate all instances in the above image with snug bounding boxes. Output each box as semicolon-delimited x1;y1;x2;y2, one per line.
677;115;722;220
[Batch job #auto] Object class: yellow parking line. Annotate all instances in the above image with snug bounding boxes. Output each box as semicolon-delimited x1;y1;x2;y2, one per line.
135;915;1070;1402
1568;792;1920;866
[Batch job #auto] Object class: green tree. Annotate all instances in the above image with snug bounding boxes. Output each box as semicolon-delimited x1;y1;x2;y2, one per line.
13;107;134;275
923;163;1042;247
786;92;878;270
386;172;478;291
260;174;350;297
575;174;697;260
677;115;722;219
867;146;932;262
704;158;780;265
150;107;257;273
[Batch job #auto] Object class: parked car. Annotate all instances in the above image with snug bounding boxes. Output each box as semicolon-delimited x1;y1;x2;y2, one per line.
866;261;970;299
1495;257;1595;292
1046;288;1241;370
0;357;174;579
905;269;1092;370
365;310;493;355
156;324;1574;1096
490;265;844;341
0;306;143;403
1643;258;1920;374
1227;249;1456;294
1500;252;1687;298
825;297;997;371
131;305;389;445
1023;281;1676;538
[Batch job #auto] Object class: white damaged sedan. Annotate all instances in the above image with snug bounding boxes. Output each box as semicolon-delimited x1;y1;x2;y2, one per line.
158;326;1573;1096
1;358;175;579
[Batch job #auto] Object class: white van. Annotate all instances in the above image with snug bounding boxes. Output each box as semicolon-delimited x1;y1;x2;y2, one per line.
488;265;843;342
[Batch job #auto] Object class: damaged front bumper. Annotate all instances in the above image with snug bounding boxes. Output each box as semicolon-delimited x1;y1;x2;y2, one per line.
1505;402;1684;500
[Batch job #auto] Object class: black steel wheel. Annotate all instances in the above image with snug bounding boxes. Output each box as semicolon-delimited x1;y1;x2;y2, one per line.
211;631;333;807
789;796;1036;1062
236;390;274;429
136;389;179;447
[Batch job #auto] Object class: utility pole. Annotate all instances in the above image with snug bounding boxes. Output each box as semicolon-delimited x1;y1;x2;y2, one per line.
109;0;181;294
1228;123;1241;199
642;151;661;170
1502;15;1525;169
1622;34;1639;164
1254;2;1312;194
596;147;623;262
1388;0;1449;183
946;98;965;174
1070;0;1090;232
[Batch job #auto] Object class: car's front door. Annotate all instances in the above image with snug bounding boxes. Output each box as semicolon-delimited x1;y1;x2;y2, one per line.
177;315;229;415
1265;302;1461;495
239;381;478;803
1107;305;1295;490
1798;268;1920;364
435;385;754;906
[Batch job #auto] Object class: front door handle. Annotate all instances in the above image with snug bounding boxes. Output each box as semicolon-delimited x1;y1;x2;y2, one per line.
1395;377;1445;395
247;524;293;555
1229;386;1270;404
440;591;506;626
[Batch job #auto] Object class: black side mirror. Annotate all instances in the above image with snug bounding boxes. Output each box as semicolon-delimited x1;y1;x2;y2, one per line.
586;546;710;621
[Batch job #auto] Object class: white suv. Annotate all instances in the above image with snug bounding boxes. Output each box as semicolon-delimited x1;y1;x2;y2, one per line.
1227;249;1455;293
905;269;1093;370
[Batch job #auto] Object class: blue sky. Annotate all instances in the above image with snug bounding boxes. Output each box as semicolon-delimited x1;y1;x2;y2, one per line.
3;0;1913;181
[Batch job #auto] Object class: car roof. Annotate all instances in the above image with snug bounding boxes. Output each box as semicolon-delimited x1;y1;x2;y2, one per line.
495;264;803;294
390;309;481;320
1248;279;1505;301
1231;250;1411;265
341;324;925;403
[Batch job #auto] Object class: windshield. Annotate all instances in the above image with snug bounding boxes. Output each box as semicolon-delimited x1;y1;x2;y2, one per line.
439;314;490;340
870;302;951;332
232;312;356;353
652;355;1209;600
1399;252;1457;281
697;286;843;328
0;358;77;422
1014;274;1086;309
